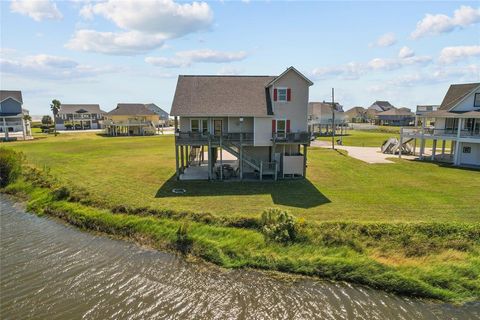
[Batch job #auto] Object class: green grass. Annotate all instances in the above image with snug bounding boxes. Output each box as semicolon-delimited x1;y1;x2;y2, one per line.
5;133;479;223
317;129;397;147
3;133;480;303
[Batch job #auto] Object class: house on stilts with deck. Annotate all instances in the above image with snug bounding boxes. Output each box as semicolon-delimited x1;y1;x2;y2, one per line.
170;66;313;181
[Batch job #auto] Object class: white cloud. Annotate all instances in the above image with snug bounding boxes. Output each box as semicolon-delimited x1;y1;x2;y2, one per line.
368;58;401;71
145;49;248;67
370;32;397;47
144;56;188;68
411;6;480;39
66;30;167;55
176;49;247;63
10;0;62;21
0;54;114;80
71;0;213;55
438;45;480;64
390;64;480;87
398;46;415;59
217;66;243;75
311;62;365;80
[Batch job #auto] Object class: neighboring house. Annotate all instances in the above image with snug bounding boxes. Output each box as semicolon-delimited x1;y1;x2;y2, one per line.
55;104;105;130
401;83;480;167
375;108;415;126
415;105;439;126
368;100;395;112
171;66;313;181
307;101;345;134
345;106;367;123
145;103;170;127
0;90;31;140
104;103;159;136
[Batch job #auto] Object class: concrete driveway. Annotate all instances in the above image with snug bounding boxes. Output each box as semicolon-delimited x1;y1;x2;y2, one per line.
310;140;414;164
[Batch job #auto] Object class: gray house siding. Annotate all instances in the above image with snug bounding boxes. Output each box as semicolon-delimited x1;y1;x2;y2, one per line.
0;98;22;115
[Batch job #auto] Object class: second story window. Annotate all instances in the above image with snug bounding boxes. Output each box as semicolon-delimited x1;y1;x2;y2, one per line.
191;119;200;132
274;88;291;102
202;119;208;133
474;93;480;108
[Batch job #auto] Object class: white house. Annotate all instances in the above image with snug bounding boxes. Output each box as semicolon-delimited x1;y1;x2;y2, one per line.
0;90;32;140
170;66;313;180
400;83;480;167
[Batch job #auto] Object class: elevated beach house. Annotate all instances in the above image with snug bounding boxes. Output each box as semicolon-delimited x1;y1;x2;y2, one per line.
171;66;313;181
104;103;159;136
55;104;105;130
0;90;31;140
145;103;170;127
375;107;415;126
307;102;345;134
400;83;480;167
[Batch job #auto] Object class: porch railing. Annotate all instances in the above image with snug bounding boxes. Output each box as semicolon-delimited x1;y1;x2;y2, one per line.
402;127;480;138
273;132;311;144
176;131;254;145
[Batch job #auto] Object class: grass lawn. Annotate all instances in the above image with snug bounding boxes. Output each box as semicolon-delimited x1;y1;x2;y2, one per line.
3;133;480;303
5;133;479;223
317;129;435;149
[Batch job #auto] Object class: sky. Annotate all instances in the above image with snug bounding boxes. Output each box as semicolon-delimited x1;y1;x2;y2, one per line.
1;0;479;115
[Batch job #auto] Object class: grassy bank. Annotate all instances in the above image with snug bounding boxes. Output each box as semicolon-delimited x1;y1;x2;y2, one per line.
2;135;480;303
4;174;480;303
4;133;479;223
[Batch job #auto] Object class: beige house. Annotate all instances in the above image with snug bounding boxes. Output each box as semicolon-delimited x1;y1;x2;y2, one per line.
104;104;159;136
307;102;345;134
345;106;367;123
401;83;480;167
171;66;313;181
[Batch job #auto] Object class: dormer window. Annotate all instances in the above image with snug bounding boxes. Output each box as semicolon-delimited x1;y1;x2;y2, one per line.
474;93;480;108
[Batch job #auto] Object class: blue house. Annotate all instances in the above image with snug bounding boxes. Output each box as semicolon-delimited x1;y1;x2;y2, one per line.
0;90;31;140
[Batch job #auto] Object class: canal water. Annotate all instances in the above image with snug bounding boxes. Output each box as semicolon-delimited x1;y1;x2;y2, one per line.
1;195;478;319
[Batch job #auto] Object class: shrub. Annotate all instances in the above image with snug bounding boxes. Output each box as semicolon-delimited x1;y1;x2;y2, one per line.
0;148;24;188
52;186;71;200
176;222;193;253
261;208;297;244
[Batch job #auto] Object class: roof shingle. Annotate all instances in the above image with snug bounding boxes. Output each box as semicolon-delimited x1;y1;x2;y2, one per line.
0;90;23;104
439;83;480;111
108;103;157;116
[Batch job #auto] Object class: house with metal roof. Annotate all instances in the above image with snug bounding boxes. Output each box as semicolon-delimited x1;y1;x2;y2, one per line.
170;66;313;181
104;103;160;136
400;83;480;167
55;104;105;130
0;90;32;140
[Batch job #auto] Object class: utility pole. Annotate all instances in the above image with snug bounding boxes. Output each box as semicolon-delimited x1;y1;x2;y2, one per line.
331;88;335;150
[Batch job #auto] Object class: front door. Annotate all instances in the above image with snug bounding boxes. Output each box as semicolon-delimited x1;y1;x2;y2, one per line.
214;120;222;136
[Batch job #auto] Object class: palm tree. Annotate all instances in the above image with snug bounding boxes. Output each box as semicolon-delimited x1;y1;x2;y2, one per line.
23;114;32;122
50;99;61;134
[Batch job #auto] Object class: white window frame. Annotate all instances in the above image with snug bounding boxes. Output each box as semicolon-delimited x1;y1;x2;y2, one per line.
474;93;480;108
277;87;288;102
190;118;209;133
276;119;287;138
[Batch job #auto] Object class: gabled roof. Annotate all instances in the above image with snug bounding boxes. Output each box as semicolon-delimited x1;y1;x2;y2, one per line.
108;103;157;116
266;66;314;87
145;103;169;119
0;90;23;104
439;83;480;111
376;108;414;116
370;100;394;111
171;75;276;117
345;106;366;116
308;102;343;115
58;104;103;114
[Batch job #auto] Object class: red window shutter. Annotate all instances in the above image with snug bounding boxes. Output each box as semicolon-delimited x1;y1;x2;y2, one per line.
272;120;276;133
273;89;277;101
286;120;291;133
287;88;291;101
